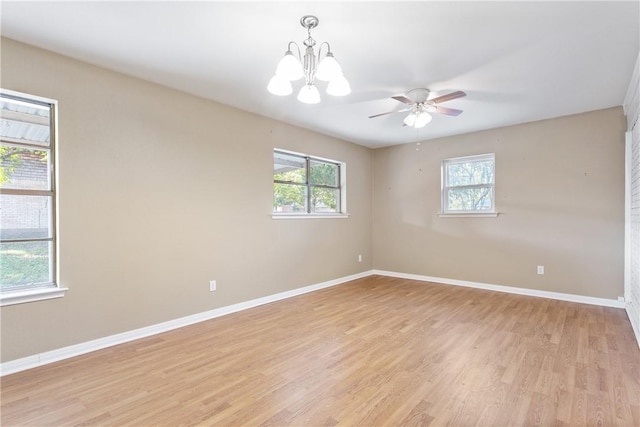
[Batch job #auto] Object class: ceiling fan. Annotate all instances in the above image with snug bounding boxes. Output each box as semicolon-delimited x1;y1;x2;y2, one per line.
369;88;466;128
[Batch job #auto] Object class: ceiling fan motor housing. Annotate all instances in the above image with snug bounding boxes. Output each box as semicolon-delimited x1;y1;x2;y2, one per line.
406;88;430;104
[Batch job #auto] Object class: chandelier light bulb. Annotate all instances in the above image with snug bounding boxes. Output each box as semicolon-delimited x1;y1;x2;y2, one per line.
326;74;351;96
315;53;342;82
297;84;321;104
267;75;293;96
275;51;304;81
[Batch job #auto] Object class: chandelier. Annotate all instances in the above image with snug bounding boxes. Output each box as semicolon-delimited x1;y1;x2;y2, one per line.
267;15;350;104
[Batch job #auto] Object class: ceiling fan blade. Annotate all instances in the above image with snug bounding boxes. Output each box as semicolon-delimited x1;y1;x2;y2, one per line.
369;111;396;119
430;106;463;116
391;95;414;105
368;108;410;119
430;90;466;104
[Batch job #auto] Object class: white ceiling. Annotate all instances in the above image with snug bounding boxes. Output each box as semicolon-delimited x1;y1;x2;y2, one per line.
1;1;639;148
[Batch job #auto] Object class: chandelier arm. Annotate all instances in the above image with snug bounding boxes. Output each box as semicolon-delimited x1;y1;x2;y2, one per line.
287;41;302;61
317;42;332;61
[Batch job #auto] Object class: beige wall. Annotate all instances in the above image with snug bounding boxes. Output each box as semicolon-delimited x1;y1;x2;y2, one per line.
0;37;627;364
373;107;626;299
0;38;373;362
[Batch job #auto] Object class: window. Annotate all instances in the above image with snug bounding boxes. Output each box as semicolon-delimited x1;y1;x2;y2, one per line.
0;89;65;305
441;153;495;215
273;149;346;216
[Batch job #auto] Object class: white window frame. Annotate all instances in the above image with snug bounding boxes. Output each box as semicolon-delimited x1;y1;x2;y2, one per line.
440;153;497;217
0;88;66;306
272;148;348;219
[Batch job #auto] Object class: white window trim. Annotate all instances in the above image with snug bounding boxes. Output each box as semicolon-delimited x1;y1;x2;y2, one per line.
272;148;348;218
1;286;68;306
1;88;65;306
272;213;350;219
440;153;497;216
438;212;499;218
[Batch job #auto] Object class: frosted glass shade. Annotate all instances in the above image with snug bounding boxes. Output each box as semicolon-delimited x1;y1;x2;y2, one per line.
267;75;293;96
404;111;432;128
403;113;417;127
414;112;432;128
326;74;351;96
275;51;304;81
315;53;342;82
297;84;321;104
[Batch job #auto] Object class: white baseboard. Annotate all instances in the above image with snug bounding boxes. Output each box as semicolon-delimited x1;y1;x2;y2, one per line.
373;270;626;309
2;269;629;376
0;270;374;376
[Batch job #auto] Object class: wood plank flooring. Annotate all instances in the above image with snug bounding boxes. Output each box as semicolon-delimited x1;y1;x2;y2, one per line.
1;275;639;426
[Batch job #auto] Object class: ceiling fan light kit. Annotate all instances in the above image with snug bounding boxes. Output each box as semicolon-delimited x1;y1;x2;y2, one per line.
268;15;351;104
404;110;432;128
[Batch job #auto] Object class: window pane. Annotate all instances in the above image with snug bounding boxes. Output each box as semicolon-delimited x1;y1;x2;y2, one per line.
274;152;306;183
0;241;52;289
0;194;52;239
0;98;51;147
0;90;57;296
447;160;494;186
447;187;493;211
0;145;50;190
311;187;339;213
310;160;338;187
274;183;307;213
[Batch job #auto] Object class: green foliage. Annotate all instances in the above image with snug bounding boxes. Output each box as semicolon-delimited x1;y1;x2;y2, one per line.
448;187;493;211
447;160;494;211
274;182;305;212
0;146;24;185
0;145;47;186
310;162;338;211
274;167;305;211
273;162;339;212
0;242;50;288
309;161;337;186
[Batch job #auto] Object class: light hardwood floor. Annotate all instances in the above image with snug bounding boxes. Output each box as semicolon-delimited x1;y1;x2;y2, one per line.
2;275;639;426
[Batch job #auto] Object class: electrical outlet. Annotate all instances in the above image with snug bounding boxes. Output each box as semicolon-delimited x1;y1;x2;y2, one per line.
537;266;544;275
358;254;362;262
209;280;217;291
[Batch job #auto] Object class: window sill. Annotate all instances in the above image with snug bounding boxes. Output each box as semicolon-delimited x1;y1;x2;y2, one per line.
272;213;350;220
438;212;499;218
1;286;68;306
